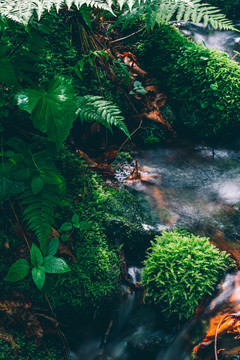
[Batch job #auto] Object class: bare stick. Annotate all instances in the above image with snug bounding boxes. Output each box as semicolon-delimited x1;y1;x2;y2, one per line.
111;26;146;44
9;199;31;252
118;119;143;152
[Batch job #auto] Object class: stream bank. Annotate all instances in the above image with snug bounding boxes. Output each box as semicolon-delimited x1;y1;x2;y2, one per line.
68;142;240;360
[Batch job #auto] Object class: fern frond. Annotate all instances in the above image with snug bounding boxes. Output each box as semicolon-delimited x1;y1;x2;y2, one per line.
20;188;59;254
0;0;236;32
76;95;130;137
116;0;237;31
0;0;112;24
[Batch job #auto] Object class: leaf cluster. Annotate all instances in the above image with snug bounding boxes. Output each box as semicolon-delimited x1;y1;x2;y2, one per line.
5;240;70;290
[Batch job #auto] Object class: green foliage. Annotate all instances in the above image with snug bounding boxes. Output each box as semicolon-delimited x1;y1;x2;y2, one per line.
0;0;235;32
137;25;240;139
43;255;71;273
74;50;109;80
30;243;43;267
47;237;59;256
20;188;60;254
76;95;130;137
0;331;64;360
113;59;131;86
130;80;147;95
50;230;120;316
115;0;236;31
5;242;70;290
4;259;30;282
16;76;78;149
142;230;235;319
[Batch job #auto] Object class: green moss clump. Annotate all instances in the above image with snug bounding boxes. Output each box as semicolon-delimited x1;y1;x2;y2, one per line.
0;332;64;360
137;25;240;140
142;230;235;319
48;229;121;317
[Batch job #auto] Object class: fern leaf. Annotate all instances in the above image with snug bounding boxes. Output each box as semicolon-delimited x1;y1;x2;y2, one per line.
115;0;237;32
0;0;236;32
20;188;59;255
76;95;130;137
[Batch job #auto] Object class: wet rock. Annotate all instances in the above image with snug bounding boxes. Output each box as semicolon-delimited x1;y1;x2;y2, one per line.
127;331;168;356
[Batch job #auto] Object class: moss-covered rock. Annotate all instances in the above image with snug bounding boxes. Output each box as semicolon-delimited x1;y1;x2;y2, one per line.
104;186;156;262
0;332;64;360
136;25;240;141
142;230;235;319
48;229;121;317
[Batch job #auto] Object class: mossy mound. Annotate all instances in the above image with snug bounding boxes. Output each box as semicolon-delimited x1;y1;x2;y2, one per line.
0;332;64;360
48;229;121;317
136;25;240;141
142;230;235;319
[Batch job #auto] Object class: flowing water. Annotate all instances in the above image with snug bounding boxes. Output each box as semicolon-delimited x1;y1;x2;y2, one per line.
73;145;240;360
181;21;240;60
132;145;240;359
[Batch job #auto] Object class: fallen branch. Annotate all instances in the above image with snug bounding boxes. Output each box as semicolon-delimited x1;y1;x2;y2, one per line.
118;119;143;152
76;149;97;166
111;26;146;44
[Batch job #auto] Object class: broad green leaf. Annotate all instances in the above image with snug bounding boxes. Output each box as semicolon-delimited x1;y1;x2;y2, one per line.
43;256;70;273
72;213;79;225
5;259;30;282
30;244;43;267
61;233;68;242
15;76;78;148
59;222;72;232
42;171;62;185
31;176;44;195
47;238;59;256
32;266;45;290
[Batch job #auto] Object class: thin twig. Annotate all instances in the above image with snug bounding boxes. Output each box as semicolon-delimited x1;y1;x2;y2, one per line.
118;119;143;152
9;200;31;252
111;26;146;44
45;295;55;316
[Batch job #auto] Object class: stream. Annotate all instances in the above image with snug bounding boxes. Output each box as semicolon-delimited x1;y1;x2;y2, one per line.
72;24;240;360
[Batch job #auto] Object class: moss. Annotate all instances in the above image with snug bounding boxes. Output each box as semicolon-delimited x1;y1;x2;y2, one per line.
136;25;240;141
104;186;156;262
48;228;121;318
142;230;235;319
0;332;64;360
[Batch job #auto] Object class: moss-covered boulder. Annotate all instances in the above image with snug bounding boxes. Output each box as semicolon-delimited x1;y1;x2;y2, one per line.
142;230;235;319
0;332;64;360
136;25;240;140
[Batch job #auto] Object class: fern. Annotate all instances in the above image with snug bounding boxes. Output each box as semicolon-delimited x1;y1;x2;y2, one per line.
76;95;130;137
0;0;236;31
116;0;236;31
20;188;59;255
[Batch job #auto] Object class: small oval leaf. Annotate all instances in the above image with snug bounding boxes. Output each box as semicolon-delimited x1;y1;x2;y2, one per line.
47;238;59;256
43;256;70;274
32;267;45;290
5;259;30;282
30;244;43;267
